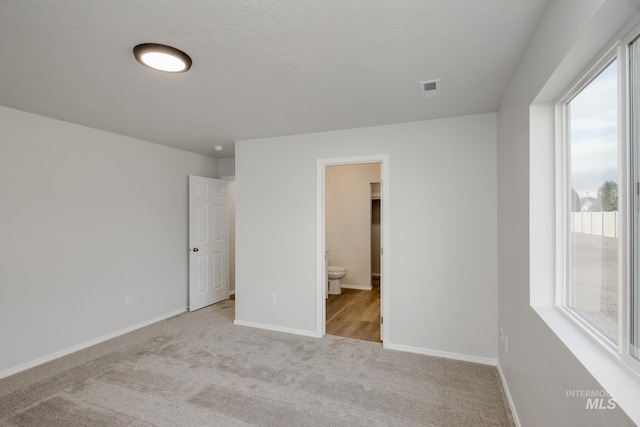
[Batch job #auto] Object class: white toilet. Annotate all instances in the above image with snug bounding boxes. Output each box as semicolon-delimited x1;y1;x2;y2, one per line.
327;266;347;295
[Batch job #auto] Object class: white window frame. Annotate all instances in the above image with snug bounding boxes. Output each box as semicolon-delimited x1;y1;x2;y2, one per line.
555;22;640;378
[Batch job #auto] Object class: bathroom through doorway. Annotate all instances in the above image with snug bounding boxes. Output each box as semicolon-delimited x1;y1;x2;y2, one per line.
316;155;389;343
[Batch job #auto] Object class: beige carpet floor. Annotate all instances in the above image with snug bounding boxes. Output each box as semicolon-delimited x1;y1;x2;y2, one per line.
0;300;514;426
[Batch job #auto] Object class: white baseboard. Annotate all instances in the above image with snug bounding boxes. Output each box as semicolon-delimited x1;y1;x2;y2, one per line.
233;319;321;338
0;307;187;379
497;361;521;427
228;290;236;296
384;342;498;366
340;283;373;291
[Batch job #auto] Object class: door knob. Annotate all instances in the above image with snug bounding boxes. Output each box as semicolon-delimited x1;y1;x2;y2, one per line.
192;247;199;252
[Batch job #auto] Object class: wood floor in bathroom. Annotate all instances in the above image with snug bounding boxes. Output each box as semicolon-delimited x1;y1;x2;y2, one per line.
326;281;380;343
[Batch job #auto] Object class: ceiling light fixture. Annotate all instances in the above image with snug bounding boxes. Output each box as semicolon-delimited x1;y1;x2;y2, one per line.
133;43;192;73
214;145;223;151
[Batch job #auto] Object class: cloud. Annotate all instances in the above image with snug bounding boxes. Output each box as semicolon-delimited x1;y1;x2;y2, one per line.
568;60;618;196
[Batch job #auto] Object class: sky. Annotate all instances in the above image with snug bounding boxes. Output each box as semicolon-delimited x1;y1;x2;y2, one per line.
569;60;618;198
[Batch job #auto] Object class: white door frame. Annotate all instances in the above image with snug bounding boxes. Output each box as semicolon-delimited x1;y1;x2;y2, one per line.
316;154;389;342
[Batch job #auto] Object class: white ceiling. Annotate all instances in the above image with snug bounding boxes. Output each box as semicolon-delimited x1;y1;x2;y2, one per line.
0;0;549;158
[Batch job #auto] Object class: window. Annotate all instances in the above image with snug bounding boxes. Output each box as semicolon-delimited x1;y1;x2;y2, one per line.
565;60;619;345
559;28;640;372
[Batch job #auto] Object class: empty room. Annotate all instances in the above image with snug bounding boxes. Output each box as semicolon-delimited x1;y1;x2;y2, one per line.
2;1;640;426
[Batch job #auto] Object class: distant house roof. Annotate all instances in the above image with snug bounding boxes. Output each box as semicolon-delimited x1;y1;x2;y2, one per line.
579;197;602;212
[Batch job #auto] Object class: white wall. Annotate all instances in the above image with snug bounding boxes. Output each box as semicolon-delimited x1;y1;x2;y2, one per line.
216;157;235;178
235;113;498;362
0;106;217;375
326;163;380;288
497;0;638;425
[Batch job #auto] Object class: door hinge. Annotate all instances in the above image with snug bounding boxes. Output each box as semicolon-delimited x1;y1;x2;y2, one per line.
380;316;383;325
380;247;383;255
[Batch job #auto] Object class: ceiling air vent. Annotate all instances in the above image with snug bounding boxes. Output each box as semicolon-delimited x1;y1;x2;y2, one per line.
419;79;440;99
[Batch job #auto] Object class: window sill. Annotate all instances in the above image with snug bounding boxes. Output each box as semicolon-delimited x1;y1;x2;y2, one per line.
532;305;640;424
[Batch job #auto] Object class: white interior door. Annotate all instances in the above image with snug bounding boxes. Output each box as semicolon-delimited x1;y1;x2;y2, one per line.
189;176;227;311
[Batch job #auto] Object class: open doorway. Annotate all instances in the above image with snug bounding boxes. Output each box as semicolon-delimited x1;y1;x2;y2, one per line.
316;155;389;343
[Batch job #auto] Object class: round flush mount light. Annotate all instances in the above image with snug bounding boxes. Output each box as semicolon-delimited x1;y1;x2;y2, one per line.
133;43;192;73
